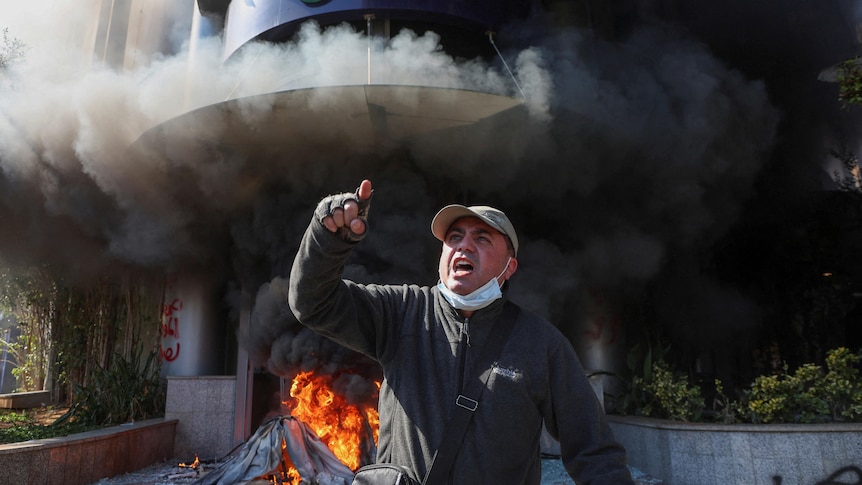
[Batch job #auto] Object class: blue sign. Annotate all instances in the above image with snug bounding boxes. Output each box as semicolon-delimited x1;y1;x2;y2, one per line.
223;0;531;59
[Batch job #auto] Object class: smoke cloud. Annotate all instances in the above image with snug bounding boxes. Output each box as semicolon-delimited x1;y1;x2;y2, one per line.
239;17;780;376
2;2;854;383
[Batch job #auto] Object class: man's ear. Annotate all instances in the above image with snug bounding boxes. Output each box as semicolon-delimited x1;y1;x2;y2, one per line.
505;257;518;280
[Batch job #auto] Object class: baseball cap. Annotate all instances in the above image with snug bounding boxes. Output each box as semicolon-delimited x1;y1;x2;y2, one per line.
431;204;519;256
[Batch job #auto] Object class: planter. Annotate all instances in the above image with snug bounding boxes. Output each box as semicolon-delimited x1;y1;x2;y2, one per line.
607;415;862;485
0;418;178;485
0;390;51;409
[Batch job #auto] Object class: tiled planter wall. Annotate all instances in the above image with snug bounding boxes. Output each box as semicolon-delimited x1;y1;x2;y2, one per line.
608;415;862;485
0;418;177;485
165;375;236;461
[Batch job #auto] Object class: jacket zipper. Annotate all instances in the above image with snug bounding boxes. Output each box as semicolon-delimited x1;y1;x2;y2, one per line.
456;317;470;393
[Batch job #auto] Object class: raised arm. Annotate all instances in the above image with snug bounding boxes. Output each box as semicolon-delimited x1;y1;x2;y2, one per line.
288;180;379;357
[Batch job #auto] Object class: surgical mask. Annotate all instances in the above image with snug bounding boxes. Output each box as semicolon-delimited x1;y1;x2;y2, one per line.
438;258;511;311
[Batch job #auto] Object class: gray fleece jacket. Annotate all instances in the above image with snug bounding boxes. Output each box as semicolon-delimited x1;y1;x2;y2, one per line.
288;215;634;485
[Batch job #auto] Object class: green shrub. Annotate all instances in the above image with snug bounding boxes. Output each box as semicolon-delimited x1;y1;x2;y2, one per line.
0;420;94;443
822;347;862;421
633;360;704;422
0;411;29;423
56;345;165;427
728;348;862;424
614;341;668;416
838;57;862;106
0;408;97;444
622;347;862;424
711;379;738;424
736;363;828;423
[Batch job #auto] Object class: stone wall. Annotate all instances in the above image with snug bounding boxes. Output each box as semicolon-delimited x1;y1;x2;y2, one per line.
608;415;862;485
165;375;236;461
0;418;177;485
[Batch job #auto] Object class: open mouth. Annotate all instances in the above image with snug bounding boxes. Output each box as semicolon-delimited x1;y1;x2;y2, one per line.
452;258;475;275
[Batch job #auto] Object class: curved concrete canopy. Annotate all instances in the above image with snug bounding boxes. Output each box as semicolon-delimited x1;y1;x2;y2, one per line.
133;84;525;163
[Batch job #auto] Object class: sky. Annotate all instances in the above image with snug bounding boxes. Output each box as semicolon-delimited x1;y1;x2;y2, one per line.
0;1;860;388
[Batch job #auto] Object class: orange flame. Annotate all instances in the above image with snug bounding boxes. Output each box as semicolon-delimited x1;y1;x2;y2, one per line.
179;454;200;469
284;370;379;471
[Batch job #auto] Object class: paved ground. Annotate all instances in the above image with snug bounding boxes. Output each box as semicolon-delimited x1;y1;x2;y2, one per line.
89;460;196;485
90;458;661;485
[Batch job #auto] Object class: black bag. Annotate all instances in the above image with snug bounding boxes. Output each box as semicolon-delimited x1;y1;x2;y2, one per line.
352;463;420;485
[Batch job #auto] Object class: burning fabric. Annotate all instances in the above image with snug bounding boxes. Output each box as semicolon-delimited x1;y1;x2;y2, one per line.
192;369;379;484
193;416;355;485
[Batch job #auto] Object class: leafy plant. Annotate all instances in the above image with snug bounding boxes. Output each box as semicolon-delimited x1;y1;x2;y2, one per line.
737;363;827;423
0;408;96;444
0;410;28;423
620;346;862;424
711;379;738;424
0;265;56;392
838;57;862;107
612;339;705;421
633;360;704;422
612;340;670;415
821;347;862;421
728;347;862;424
56;345;166;427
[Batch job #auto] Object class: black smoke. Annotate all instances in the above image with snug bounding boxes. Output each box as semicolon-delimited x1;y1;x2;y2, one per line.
237;13;780;384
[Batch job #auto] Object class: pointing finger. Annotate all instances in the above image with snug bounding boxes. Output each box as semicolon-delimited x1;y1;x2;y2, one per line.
357;179;372;201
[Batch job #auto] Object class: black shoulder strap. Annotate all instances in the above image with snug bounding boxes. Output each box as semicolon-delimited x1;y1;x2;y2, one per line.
422;301;521;485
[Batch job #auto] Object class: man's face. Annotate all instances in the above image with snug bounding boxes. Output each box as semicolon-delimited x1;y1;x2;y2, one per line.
438;216;517;296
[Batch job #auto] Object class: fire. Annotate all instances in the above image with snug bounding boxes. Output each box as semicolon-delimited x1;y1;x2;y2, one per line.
179;454;200;469
284;370;380;471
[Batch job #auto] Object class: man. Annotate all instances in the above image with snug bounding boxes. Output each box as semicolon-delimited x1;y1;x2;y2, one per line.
288;179;634;484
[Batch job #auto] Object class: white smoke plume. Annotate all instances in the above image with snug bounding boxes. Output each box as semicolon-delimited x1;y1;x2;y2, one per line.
0;3;544;275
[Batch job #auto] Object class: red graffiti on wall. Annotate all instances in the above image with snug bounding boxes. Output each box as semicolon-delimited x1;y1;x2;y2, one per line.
583;289;621;346
160;298;183;362
583;314;621;346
